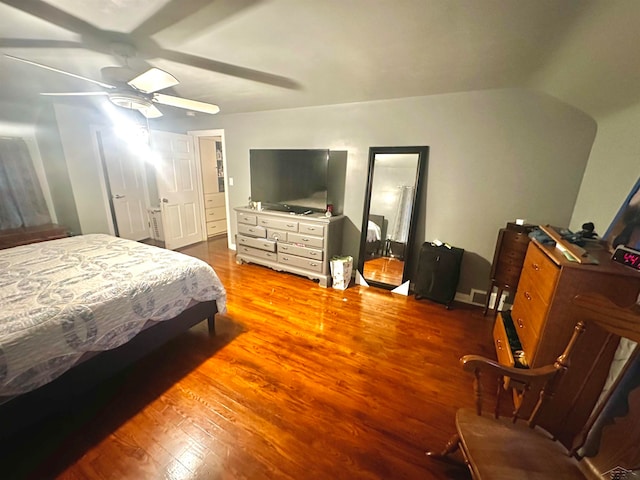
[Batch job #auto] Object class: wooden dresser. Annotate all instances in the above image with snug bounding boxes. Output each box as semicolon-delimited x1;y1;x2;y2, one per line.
0;223;69;250
493;238;640;447
204;192;227;237
484;223;535;315
235;207;345;287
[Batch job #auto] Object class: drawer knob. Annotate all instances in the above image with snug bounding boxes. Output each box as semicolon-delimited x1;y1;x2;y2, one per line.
524;291;532;301
496;339;502;350
302;237;310;242
287;224;295;228
516;318;524;328
532;263;540;271
310;263;318;267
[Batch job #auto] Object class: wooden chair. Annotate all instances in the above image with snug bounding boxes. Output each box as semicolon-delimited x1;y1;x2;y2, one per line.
428;293;640;479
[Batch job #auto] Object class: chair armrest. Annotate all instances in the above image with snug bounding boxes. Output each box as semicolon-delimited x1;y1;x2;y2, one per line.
572;293;640;344
461;355;559;384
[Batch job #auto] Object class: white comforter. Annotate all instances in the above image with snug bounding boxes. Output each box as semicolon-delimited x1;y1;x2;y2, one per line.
0;234;226;396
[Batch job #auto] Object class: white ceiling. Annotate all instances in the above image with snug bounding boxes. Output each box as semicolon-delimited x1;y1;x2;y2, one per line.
1;0;639;120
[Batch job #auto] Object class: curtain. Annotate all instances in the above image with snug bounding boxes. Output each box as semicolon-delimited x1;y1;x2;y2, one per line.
389;185;414;243
0;137;51;230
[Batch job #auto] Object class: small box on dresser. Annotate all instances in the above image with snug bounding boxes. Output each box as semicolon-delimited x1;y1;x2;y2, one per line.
234;207;344;287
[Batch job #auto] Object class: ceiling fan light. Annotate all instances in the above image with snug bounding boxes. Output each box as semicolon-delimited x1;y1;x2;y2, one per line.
128;68;179;94
109;92;153;111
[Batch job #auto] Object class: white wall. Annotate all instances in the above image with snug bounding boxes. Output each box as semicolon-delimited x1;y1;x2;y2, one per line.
166;87;596;297
53;103;111;234
0;100;57;224
570;100;640;236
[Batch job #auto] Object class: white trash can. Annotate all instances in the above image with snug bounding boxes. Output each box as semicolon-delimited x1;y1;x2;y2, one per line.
330;255;353;290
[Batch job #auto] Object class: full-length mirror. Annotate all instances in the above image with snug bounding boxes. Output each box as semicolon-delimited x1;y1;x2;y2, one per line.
358;146;428;290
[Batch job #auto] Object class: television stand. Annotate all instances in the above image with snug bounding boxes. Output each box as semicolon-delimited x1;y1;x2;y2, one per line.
235;207;345;287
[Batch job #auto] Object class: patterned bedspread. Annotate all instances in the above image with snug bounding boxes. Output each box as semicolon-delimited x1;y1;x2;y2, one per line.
0;234;227;396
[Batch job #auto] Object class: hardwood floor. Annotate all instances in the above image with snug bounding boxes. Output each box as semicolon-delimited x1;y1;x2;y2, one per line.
2;237;500;479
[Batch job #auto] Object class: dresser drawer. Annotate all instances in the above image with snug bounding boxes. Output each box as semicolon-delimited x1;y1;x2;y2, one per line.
502;230;530;248
520;243;560;302
238;223;266;238
278;242;323;261
204;193;225;208
206;219;226;236
267;229;288;242
278;252;323;273
493;313;515;368
238;245;277;262
237;213;257;226
288;232;324;249
493;261;524;287
257;216;299;232
510;290;545;356
299;223;325;237
237;235;276;252
205;206;226;222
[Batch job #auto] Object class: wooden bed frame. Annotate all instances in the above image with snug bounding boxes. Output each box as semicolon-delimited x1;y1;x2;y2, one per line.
0;299;218;439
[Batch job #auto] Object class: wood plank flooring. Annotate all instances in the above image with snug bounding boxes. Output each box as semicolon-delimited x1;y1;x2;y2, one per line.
1;236;500;479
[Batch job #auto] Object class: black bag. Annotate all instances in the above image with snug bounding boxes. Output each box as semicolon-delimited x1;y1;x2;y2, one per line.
414;242;464;308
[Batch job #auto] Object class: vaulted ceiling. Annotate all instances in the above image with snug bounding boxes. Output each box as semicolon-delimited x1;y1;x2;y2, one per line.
1;0;639;120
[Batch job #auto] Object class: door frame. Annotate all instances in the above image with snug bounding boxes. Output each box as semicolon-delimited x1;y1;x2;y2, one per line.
91;125;152;239
188;129;233;249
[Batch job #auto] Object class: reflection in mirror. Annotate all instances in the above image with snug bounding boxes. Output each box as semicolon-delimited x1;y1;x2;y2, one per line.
358;147;428;290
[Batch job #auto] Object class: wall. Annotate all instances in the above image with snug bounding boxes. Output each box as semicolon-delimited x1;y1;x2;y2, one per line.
35;104;81;234
570;100;640;237
165;88;596;298
0;100;58;226
52;103;111;234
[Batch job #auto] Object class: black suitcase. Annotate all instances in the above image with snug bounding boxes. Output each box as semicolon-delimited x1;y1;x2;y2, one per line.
414;242;464;308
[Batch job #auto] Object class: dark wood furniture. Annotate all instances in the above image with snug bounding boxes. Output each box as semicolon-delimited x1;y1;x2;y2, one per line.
493;237;640;446
429;293;640;479
0;223;69;249
483;223;535;315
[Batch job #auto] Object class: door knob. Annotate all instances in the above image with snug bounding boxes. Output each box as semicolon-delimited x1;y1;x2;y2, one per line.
161;198;169;203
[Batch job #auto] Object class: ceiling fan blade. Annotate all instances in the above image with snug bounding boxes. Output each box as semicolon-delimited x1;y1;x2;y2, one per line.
158;49;301;90
130;0;217;39
5;55;116;89
128;68;179;94
154;93;220;115
139;104;163;119
131;0;262;44
0;39;85;49
0;0;102;38
40;91;109;96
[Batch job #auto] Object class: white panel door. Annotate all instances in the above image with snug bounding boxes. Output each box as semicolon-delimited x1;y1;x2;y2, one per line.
99;129;149;241
151;130;203;250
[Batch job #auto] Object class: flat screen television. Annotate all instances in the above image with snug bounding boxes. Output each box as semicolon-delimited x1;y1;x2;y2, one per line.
250;149;330;214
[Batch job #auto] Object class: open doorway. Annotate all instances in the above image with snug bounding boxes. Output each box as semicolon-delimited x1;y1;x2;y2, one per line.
94;126;151;242
189;129;232;249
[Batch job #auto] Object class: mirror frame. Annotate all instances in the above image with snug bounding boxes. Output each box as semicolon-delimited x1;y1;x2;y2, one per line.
357;146;428;289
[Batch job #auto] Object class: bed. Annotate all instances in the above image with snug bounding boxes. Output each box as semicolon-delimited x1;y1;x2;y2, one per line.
0;233;226;436
365;214;385;257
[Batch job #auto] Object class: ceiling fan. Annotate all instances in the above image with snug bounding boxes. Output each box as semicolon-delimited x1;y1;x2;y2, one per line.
0;0;300;115
5;53;219;118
